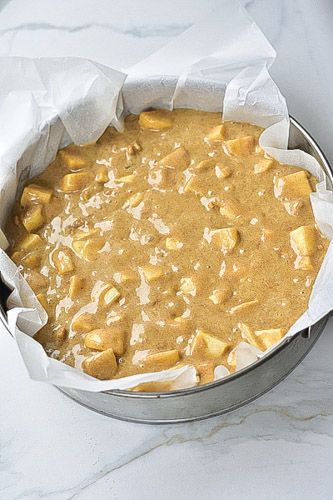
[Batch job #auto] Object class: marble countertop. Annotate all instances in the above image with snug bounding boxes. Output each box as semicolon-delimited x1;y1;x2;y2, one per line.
1;0;333;498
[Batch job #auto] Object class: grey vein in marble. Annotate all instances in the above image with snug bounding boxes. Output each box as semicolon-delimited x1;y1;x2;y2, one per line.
0;22;191;38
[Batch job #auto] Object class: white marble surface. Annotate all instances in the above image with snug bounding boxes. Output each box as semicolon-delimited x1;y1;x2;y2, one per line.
1;1;333;498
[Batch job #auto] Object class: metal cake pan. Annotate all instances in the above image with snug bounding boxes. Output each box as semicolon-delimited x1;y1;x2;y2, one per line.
0;77;332;423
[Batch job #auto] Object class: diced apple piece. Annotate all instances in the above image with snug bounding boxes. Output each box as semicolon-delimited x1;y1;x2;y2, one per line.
69;275;85;299
84;327;125;355
237;322;261;348
139;110;173;130
166;237;183;250
219;200;240;219
17;234;43;252
209;283;232;304
72;312;95;332
211;227;239;253
226;136;255;156
72;240;89;260
73;228;99;241
98;284;121;306
53;248;75;275
179;277;196;295
61;172;91;192
290;225;317;256
255;328;284;349
183;174;199;194
191;330;230;358
59;149;88;170
196;160;232;178
142;265;162;282
72;242;85;257
206;124;225;142
195;159;215;171
36;293;48;312
254;159;273;174
21;184;53;207
295;255;313;270
274;171;312;200
216;165;232;178
197;362;215;384
229;300;258;314
82;348;118;380
143;349;180;370
160;147;190;169
117;174;136;184
95;165;109;183
72;238;105;261
203;334;230;358
22;251;42;269
22;204;44;232
126;192;144;208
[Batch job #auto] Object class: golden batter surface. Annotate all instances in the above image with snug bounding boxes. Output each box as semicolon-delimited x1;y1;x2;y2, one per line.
5;109;328;388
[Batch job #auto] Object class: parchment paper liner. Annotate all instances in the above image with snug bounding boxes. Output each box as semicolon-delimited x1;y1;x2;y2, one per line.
0;2;332;391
